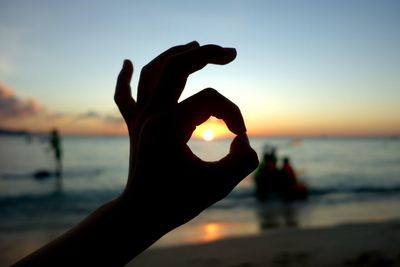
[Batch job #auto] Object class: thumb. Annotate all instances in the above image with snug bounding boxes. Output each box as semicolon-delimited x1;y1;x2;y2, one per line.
115;59;136;122
204;134;259;197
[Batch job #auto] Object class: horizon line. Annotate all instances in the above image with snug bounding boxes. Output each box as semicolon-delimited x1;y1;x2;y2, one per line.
0;128;398;140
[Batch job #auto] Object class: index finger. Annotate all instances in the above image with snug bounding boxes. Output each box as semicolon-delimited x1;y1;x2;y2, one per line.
151;45;237;109
176;88;246;142
137;41;200;108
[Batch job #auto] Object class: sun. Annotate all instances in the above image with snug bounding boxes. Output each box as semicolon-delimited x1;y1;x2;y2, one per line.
202;129;214;141
191;116;234;140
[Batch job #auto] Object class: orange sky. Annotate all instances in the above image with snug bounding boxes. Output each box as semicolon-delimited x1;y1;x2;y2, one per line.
2;111;398;138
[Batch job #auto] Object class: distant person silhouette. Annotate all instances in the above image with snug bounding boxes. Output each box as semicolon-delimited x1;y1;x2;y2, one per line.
33;129;62;180
279;157;307;201
13;41;258;266
281;157;296;184
254;151;307;202
50;129;62;177
254;151;279;200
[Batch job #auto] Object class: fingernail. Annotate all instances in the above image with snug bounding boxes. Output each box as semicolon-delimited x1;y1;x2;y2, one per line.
186;40;199;47
224;47;237;56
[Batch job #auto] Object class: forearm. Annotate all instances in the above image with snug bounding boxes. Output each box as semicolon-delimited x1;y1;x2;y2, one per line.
12;196;162;267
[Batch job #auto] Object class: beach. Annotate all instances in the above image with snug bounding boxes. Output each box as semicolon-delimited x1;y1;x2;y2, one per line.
129;220;400;267
2;220;400;266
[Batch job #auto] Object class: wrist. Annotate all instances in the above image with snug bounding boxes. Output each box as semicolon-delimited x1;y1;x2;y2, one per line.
116;189;171;237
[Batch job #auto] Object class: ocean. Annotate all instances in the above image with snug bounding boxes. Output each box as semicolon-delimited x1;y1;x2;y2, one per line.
1;135;400;262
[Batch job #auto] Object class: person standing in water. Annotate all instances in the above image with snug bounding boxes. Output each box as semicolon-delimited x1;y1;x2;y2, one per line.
280;157;307;201
50;129;62;177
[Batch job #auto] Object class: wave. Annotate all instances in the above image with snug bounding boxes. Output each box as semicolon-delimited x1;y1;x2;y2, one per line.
1;184;400;231
1;184;400;220
308;185;400;195
227;184;400;200
0;168;103;180
2;184;400;207
0;189;120;215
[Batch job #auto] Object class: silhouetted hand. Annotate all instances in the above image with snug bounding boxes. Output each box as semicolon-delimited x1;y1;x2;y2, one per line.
13;41;258;267
115;41;258;231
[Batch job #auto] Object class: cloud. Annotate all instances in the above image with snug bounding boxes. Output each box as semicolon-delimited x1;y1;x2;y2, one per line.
76;110;100;119
76;110;124;125
103;115;124;125
0;81;43;120
46;112;67;119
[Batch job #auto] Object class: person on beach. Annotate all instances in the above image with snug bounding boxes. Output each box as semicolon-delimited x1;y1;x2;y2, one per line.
254;152;307;202
281;157;297;186
280;157;307;201
254;151;279;200
12;41;258;266
33;129;63;180
49;129;62;177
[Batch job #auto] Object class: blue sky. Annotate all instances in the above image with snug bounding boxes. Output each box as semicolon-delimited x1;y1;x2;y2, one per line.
1;0;399;135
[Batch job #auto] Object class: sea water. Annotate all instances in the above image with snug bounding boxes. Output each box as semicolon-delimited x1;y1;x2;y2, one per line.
1;135;400;261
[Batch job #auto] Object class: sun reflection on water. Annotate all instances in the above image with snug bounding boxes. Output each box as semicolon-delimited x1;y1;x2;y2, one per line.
202;223;222;242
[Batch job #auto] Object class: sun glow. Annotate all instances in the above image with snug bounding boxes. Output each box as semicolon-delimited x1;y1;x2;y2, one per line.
192;116;234;140
202;129;214;141
202;223;222;242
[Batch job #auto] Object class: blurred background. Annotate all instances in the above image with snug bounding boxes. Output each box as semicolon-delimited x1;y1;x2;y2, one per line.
1;0;399;265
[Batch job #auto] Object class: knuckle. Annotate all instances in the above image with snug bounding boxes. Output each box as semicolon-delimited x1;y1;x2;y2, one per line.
231;102;240;114
140;64;150;76
203;88;219;98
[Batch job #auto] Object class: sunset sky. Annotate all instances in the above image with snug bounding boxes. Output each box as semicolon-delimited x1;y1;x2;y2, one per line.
1;0;399;137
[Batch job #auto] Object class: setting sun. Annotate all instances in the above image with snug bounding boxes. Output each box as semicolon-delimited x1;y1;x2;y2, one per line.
202;129;214;141
192;117;234;140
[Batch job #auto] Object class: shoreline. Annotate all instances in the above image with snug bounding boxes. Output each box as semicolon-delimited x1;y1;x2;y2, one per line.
128;219;400;267
2;219;400;266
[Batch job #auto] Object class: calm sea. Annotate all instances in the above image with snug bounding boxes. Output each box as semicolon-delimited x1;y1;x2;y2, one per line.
1;135;400;263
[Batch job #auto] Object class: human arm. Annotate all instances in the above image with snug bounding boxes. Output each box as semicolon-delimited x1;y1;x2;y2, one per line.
12;41;258;266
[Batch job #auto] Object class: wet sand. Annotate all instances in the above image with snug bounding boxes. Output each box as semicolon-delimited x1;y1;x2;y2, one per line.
128;220;400;267
3;220;400;266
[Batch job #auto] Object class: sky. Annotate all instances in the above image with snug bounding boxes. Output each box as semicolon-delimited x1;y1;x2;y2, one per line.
0;0;399;137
